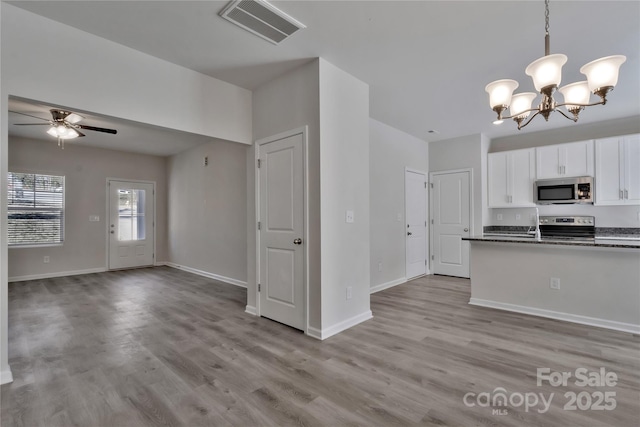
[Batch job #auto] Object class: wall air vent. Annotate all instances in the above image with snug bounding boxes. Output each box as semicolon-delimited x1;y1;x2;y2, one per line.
220;0;306;45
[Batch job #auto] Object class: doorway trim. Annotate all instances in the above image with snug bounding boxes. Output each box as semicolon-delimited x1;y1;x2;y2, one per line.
404;167;429;278
428;168;474;277
254;126;309;334
105;178;157;270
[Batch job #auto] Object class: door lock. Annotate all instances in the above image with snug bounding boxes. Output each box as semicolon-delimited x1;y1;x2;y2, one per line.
464;228;469;232
293;238;302;245
407;232;412;236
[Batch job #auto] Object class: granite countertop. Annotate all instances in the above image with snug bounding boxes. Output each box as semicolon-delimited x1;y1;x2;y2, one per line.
465;234;640;249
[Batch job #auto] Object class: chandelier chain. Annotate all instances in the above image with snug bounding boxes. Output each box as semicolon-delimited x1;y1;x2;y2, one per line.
545;0;550;35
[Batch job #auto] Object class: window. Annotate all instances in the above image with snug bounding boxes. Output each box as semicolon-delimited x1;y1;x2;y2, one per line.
8;172;65;246
117;189;146;241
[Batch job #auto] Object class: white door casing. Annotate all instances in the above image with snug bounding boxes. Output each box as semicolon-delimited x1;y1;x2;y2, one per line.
430;170;471;278
108;180;155;270
405;169;427;279
256;130;306;331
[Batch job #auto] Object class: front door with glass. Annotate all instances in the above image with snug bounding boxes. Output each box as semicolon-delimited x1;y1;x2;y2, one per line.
108;180;155;270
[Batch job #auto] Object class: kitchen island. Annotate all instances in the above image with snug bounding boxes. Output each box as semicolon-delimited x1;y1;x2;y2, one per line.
464;235;640;334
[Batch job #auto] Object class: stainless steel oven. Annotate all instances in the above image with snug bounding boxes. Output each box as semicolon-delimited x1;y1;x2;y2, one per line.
539;216;595;240
534;176;593;204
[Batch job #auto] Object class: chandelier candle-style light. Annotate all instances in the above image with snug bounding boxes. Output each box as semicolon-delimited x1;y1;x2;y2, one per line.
485;0;626;129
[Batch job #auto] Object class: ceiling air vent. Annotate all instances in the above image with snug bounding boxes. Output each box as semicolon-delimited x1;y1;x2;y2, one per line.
220;0;306;45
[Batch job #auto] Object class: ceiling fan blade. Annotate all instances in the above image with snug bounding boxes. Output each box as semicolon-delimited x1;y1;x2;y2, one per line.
76;129;86;138
9;110;50;122
65;113;84;124
14;123;52;126
77;124;117;134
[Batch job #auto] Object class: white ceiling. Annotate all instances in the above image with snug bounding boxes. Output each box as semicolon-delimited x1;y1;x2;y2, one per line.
6;0;640;155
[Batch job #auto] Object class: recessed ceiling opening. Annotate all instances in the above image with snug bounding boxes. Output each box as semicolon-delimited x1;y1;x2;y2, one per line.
219;0;306;45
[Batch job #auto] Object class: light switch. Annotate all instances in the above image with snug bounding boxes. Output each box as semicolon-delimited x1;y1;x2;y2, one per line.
397;213;403;222
346;210;354;223
89;215;100;222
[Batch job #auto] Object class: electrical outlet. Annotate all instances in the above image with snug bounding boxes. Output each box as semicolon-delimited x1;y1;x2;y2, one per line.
497;214;503;221
44;256;50;264
346;210;354;223
203;156;209;166
515;214;521;220
346;286;353;300
550;277;560;290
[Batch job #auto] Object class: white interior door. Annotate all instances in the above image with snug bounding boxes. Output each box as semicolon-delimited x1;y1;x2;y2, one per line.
108;180;155;270
258;132;305;331
431;170;471;278
405;170;427;279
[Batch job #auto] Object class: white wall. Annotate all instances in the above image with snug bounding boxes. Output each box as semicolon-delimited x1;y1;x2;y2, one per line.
167;140;247;284
490;116;640;152
250;59;321;327
369;119;428;290
0;12;8;384
429;133;487;235
8;137;168;280
1;4;252;144
489;116;640;228
250;58;371;337
470;242;640;332
0;2;252;384
318;59;371;332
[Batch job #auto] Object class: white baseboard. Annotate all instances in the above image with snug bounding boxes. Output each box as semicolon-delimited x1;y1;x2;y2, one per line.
165;262;247;288
0;368;13;385
9;267;107;283
370;277;406;294
306;310;373;340
245;305;257;316
307;326;322;340
469;298;640;335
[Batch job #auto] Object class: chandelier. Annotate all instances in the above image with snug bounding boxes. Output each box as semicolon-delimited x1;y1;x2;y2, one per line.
485;0;626;130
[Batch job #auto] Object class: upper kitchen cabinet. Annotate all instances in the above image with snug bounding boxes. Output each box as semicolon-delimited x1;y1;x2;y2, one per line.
488;148;536;208
595;134;640;206
536;140;594;179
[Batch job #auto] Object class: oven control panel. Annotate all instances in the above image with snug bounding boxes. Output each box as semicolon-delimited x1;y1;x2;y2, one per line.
539;216;595;225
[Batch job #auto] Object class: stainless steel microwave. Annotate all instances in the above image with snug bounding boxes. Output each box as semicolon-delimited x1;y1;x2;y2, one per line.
534;176;594;204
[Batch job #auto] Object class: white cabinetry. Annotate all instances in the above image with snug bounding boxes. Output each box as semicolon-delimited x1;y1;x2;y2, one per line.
595;134;640;205
536;140;594;179
488;148;536;207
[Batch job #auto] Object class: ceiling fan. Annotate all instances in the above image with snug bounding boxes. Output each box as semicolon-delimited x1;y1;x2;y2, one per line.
11;109;118;148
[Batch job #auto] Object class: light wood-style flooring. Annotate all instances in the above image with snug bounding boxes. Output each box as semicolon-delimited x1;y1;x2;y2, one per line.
1;267;639;426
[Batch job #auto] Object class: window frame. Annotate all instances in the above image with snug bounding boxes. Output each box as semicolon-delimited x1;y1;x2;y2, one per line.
7;171;65;248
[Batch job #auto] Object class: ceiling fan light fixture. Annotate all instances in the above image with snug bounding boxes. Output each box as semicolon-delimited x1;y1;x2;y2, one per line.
485;0;626;130
47;125;79;139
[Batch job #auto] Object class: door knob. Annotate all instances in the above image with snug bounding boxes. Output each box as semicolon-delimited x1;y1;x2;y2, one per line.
464;228;469;232
110;230;115;234
293;238;302;245
407;232;412;236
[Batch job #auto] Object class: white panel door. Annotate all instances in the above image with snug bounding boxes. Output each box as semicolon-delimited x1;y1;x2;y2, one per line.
432;171;470;278
108;180;154;270
405;170;427;279
258;132;304;330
